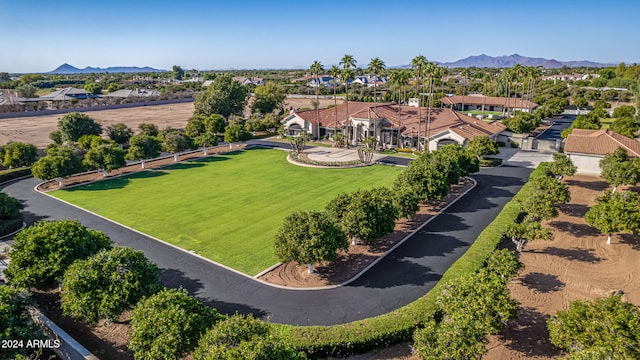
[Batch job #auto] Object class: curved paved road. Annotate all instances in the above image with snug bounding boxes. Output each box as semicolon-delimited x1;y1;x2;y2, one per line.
1;164;531;326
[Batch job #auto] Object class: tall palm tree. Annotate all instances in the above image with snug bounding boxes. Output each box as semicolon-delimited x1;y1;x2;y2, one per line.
340;55;357;146
389;69;408;147
309;60;324;140
329;65;341;138
436;66;447;108
411;55;427;150
425;62;437;151
367;57;386;143
479;71;489;112
460;68;470;113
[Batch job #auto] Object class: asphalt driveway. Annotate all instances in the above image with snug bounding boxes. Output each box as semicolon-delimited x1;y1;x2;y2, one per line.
1;164;531;326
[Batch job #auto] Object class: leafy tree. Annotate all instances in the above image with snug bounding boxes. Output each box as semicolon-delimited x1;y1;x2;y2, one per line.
393;153;450;203
193;314;306;360
126;134;162;166
326;187;398;245
274;210;347;273
57;112;102;142
288;130;310;155
505;220;552;252
106;123;134;145
15;83;37;98
466;136;499;160
599;147;640;192
251;82;286;115
83;142;126;176
49;130;63;145
83;83;102;95
31;145;84;180
0;191;23;236
194;74;247;117
224;123;252;143
61;246;161;323
610;116;639;138
585;190;640;244
19;74;44;84
519;174;570;221
573;96;588;109
161;129;195;161
502;111;541;134
129;288;222;360
538;154;577;180
547;295;640;359
172;65;185;80
185;114;224;148
0;141;38;168
612;105;636;119
561;113;602;138
0;287;44;360
77;134;105;150
138;123;159;137
393;185;421;219
5;219;112;289
437;143;480;178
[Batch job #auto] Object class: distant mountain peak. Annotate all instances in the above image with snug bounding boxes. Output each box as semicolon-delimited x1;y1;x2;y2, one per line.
47;64;165;74
439;54;612;69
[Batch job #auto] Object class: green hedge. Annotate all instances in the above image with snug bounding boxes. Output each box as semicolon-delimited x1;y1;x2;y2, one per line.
480;157;503;167
275;168;539;358
0;167;32;184
0;216;22;237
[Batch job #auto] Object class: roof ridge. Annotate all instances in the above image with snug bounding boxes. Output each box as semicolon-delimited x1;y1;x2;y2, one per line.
605;129;640;156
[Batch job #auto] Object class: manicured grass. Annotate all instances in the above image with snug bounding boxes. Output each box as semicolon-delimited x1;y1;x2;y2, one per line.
50;148;402;275
600;117;615;129
379;149;417;159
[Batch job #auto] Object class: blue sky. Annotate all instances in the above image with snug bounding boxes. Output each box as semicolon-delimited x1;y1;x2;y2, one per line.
1;0;638;73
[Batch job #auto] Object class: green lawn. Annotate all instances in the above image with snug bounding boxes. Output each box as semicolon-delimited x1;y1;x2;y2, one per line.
600;117;616;129
50;148;402;275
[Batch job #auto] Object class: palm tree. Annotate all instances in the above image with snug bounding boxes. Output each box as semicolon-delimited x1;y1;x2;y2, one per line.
367;57;386;144
425;62;437;151
479;71;489;113
460;68;470;113
436;66;448;108
340;55;357;146
329;65;341;138
411;55;427;150
309;60;324;140
389;69;408;147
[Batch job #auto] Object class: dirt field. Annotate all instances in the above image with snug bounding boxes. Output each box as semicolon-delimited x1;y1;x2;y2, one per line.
485;175;640;359
0;98;337;149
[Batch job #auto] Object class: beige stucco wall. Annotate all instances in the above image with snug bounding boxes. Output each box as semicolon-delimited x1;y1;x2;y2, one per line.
567;153;602;175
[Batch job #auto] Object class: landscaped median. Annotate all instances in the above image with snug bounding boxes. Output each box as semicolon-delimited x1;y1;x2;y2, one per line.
274;166;536;358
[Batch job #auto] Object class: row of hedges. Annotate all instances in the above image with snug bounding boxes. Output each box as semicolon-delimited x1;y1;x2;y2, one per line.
274;166;538;358
480;157;503;167
0;167;31;184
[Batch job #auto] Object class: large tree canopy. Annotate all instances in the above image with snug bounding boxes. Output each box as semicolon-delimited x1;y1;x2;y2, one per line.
599;147;640;191
56;112;102;142
61;246;161;323
0;141;38;168
83;142;126;175
273;210;347;273
5;219;112;289
194;74;247;117
547;295;640;359
106;123;134;145
584;190;640;244
251;82;286;115
126;134;162;161
129;288;221;360
0;286;44;359
0;191;23;236
31;145;84;180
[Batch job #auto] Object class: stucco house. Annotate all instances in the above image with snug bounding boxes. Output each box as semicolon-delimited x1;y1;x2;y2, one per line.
440;95;538;115
281;101;506;150
564;129;640;174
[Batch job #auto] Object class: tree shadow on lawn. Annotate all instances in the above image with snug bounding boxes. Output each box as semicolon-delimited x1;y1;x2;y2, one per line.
499;307;564;358
188;154;233;164
564;179;610;192
520;272;565;293
558;203;590;218
529;246;602;263
62;170;167;192
548;220;600;238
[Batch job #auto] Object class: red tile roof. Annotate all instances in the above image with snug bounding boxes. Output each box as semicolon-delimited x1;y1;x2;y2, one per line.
564;129;640;157
440;95;538;109
287;102;505;140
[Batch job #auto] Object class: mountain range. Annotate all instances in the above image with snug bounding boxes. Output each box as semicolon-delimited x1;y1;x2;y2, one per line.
435;54;614;68
48;63;165;74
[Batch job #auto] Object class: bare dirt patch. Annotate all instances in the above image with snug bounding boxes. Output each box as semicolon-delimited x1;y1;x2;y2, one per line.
484;174;640;360
0;103;194;149
259;179;474;288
